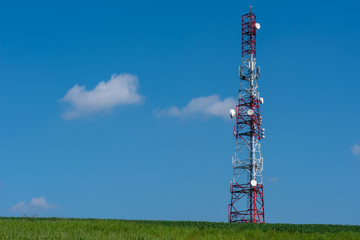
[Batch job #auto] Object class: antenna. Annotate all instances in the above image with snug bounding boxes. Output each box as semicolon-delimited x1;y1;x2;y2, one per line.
228;7;265;224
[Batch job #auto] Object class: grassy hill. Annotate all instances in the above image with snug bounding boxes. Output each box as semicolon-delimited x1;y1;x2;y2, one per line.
0;217;359;240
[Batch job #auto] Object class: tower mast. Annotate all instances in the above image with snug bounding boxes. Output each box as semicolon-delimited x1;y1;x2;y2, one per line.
228;7;265;223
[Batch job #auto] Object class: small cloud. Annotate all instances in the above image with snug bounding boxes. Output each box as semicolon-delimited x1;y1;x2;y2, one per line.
61;73;143;119
11;197;55;213
155;95;236;119
11;201;26;212
351;142;360;156
269;177;279;183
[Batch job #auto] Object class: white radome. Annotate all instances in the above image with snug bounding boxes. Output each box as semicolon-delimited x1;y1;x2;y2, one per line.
230;109;236;119
247;109;254;116
250;179;257;187
259;97;264;104
255;23;261;30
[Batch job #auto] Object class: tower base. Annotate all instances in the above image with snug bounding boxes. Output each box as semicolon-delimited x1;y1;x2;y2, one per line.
228;182;265;223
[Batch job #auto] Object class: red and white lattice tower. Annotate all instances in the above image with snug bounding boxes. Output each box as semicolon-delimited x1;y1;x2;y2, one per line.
228;7;265;223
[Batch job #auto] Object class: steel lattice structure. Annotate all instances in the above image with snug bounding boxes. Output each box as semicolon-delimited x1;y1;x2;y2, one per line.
228;8;265;223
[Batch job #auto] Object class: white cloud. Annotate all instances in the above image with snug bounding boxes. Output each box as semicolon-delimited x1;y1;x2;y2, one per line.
351;142;360;156
61;73;143;119
269;177;279;183
155;95;236;119
10;197;55;213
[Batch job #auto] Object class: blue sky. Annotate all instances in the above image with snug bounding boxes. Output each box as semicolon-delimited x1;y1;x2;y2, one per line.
0;0;360;224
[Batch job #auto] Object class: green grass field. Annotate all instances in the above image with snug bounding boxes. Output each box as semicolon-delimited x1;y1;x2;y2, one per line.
0;217;359;240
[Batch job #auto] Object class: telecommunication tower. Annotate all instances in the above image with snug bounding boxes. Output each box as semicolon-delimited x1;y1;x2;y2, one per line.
228;7;265;223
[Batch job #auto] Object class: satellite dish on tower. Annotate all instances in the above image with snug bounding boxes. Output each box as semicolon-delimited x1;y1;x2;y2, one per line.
250;179;257;187
247;109;254;116
255;23;261;30
259;97;264;104
230;109;236;119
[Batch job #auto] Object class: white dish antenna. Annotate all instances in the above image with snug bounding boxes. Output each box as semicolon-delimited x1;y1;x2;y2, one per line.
255;23;261;30
229;109;236;119
247;109;254;116
250;179;257;187
259;97;264;104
